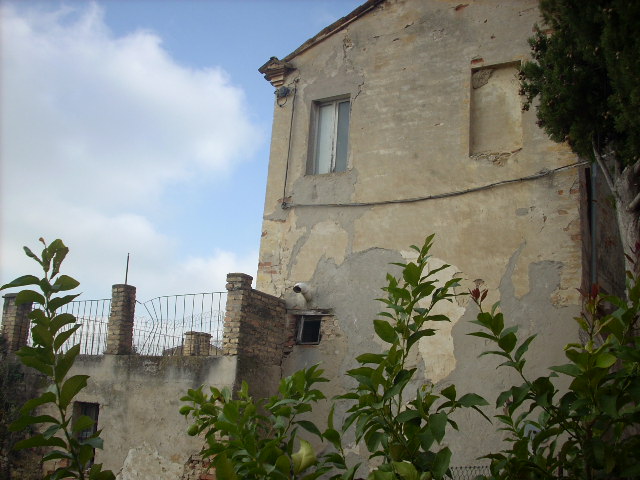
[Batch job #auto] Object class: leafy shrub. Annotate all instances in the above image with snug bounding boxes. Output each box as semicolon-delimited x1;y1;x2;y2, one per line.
1;238;114;480
469;261;640;479
183;235;488;480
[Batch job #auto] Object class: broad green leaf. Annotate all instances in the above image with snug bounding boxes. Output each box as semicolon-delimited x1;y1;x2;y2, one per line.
49;294;81;312
373;319;398;344
403;262;421;286
14;434;67;450
549;363;582;377
17;355;53;376
51;275;80;293
356;353;386;364
50;313;77;334
0;274;41;290
10;414;59;431
31;324;54;348
49;239;69;277
42;450;73;462
81;436;104;449
88;464;116;480
292;439;316;474
429;412;448;443
594;352;617;368
370;470;395;480
441;385;456;401
396;409;421;423
364;430;384;452
431;446;452;480
407;329;437;350
78;444;95;467
15;289;45;306
393;462;418;480
23;246;42;265
296;420;322;438
467;331;496;341
323;428;341;448
457;393;488;407
497;332;517;353
55;344;80;382
20;391;57;414
274;454;291;476
72;415;95;433
490;313;504;336
59;375;90;409
42;423;62;439
53;325;81;351
514;335;537;361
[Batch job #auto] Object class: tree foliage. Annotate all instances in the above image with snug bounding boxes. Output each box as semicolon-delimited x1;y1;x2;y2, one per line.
182;235;488;480
470;261;640;479
520;0;640;167
0;239;114;480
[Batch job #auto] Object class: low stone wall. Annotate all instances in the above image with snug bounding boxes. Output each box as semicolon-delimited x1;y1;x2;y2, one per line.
223;273;290;399
40;354;237;473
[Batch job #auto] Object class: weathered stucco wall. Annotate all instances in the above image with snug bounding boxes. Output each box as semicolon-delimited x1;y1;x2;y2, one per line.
258;0;582;466
43;354;237;473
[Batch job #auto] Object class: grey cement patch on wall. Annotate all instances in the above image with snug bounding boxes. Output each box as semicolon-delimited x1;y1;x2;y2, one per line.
445;245;579;465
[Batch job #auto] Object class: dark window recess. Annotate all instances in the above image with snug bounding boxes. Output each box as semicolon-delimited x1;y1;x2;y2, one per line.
73;402;100;466
297;316;322;344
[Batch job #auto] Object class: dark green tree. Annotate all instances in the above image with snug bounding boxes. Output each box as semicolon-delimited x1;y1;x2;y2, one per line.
520;0;640;273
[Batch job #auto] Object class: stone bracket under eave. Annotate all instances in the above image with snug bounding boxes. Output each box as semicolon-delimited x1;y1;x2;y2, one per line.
258;57;296;88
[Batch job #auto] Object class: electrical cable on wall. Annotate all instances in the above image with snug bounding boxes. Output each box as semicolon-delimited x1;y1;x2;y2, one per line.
281;161;588;209
279;78;299;208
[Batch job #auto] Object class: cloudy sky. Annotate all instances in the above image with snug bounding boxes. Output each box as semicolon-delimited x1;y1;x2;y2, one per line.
1;0;361;302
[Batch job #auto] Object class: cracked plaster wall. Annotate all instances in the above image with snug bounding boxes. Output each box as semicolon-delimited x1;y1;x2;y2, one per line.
258;0;582;466
40;355;237;473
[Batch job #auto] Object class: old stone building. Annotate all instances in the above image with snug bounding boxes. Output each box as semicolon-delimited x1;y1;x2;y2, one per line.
256;0;583;465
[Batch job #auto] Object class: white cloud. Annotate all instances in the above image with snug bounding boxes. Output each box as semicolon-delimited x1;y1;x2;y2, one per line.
0;2;263;301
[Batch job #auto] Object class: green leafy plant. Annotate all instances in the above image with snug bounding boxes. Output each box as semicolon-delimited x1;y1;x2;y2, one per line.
183;235;488;480
1;238;114;480
337;234;489;480
469;261;640;479
181;365;332;480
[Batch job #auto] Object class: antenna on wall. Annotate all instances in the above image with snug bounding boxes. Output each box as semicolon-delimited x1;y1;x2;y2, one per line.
124;253;130;285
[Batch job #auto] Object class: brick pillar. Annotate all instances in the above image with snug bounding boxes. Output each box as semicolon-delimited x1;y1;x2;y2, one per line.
183;331;212;356
105;284;136;355
222;273;252;355
1;294;32;352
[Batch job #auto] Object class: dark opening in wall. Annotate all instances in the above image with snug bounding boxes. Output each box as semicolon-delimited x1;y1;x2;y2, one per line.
297;315;322;344
73;402;100;466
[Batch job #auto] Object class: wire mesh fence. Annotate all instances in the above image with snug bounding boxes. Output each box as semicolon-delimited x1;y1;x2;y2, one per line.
134;292;226;356
446;465;491;480
27;299;111;355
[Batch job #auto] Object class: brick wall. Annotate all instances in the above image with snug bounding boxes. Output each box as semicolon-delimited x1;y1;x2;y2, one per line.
1;294;32;352
223;273;289;398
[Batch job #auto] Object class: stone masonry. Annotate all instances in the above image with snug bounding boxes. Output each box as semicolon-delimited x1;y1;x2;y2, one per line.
1;294;32;352
223;273;289;397
105;284;136;355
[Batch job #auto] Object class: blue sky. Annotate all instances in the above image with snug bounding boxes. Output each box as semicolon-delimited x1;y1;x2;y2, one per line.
0;0;361;301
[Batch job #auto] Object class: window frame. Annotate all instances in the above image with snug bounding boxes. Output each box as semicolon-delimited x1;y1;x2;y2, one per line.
308;96;351;175
296;315;322;345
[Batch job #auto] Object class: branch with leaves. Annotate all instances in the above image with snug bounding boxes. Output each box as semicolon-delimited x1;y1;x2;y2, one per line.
1;238;114;480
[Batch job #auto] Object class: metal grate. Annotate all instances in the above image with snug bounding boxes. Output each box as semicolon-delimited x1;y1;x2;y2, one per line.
446;465;491;480
28;299;111;355
134;292;226;356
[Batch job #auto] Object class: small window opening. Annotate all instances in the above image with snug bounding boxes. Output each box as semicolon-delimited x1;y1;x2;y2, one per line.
73;402;100;466
297;316;322;344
